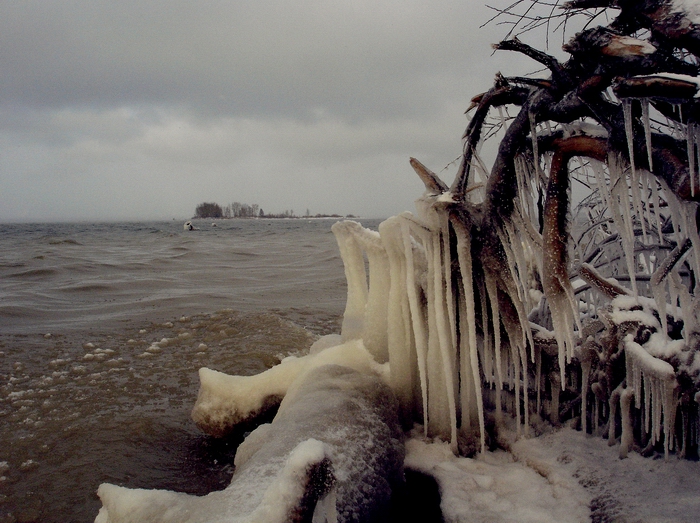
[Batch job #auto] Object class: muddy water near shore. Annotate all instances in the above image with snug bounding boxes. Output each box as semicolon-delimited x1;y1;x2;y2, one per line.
0;219;375;522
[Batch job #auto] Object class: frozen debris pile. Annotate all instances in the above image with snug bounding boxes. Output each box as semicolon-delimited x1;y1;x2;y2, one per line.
337;0;700;459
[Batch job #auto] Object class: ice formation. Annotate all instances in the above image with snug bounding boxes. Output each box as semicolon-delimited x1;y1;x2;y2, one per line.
191;339;387;437
96;2;700;520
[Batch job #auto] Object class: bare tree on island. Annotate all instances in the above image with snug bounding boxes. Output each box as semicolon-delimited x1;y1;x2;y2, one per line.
388;0;700;458
195;202;224;219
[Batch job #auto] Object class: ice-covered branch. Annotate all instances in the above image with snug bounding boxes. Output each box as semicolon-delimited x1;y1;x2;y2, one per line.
493;38;570;86
451;82;531;199
579;263;631;299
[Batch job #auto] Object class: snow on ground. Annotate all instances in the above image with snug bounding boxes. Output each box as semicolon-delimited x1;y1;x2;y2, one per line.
407;427;700;523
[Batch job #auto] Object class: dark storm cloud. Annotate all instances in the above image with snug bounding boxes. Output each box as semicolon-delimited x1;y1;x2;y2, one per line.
0;1;538;222
0;1;493;119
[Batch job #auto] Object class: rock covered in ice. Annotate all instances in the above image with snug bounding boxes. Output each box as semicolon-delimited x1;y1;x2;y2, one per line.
95;364;404;523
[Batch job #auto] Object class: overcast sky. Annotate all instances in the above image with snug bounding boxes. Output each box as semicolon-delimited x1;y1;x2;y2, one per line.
0;0;537;222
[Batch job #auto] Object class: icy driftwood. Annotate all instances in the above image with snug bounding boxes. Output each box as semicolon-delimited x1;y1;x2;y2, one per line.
95;363;404;523
342;0;700;461
191;339;386;437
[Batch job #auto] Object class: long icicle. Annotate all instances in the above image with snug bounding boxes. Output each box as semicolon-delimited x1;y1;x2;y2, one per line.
429;209;458;450
454;217;486;453
401;217;430;436
688;122;696;198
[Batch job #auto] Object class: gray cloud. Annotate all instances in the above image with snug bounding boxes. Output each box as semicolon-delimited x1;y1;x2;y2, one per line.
0;0;535;222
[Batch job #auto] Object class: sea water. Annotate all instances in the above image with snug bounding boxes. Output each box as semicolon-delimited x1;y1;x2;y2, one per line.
0;218;379;523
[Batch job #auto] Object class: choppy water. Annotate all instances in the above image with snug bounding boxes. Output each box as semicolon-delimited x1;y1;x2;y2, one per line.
0;218;377;523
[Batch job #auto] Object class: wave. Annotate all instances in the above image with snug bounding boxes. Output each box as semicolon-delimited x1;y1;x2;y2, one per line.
46;237;83;246
7;267;58;279
58;283;115;294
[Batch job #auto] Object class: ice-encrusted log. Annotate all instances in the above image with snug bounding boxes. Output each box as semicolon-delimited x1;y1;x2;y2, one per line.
96;364;404;523
96;440;333;523
192;340;386;437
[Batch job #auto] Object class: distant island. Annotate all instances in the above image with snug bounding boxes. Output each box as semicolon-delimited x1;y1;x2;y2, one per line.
193;202;355;220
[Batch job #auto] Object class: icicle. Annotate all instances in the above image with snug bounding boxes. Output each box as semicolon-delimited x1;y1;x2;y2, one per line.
459;298;474;432
594;398;599;433
498;228;524;305
406;206;454;442
425;262;451;440
512;341;522;435
681;202;700;295
530;110;541;179
620;386;634;459
642;99;653;173
515;155;536;223
581;347;592;435
625;340;679;458
592;159;612;221
485;273;504;388
477;279;494;386
688;122;696;198
428;210;458;450
644;372;652;436
379;216;417;421
400;218;430;436
631;164;648;245
454;218;486;453
609;384;622;444
502;219;538;362
609;154;638;294
439;213;458;357
647;170;665;242
623;99;637;176
621;99;648;246
332;221;369;341
351;226;390;363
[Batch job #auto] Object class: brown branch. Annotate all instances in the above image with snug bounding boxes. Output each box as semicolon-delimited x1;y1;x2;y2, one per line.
493;38;570;86
410;157;449;194
451;82;531;199
613;75;699;100
562;0;614;8
540;137;609;342
505;76;553;90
